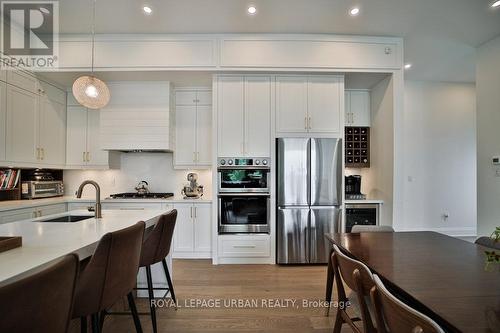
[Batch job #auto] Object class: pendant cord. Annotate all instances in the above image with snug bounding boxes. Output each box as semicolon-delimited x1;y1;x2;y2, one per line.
91;0;96;73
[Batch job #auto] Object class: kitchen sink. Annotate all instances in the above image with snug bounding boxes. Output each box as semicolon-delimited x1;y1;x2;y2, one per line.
37;215;93;223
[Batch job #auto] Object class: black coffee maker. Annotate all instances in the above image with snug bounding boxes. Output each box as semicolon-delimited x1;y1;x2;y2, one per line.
345;175;365;199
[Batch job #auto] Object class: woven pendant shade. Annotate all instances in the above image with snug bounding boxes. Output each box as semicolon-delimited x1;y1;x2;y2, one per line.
72;75;110;109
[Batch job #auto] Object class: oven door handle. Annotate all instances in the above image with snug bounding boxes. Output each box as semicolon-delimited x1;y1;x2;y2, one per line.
217;193;270;197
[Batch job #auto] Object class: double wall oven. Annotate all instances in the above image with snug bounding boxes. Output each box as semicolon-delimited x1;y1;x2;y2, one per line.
218;157;270;234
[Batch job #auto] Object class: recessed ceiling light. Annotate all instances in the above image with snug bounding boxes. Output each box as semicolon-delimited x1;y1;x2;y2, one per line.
143;5;153;15
492;0;500;8
349;7;360;16
404;63;412;70
247;5;257;15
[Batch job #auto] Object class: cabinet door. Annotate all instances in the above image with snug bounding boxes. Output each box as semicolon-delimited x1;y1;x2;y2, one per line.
0;208;36;224
193;204;211;253
0;82;6;161
173;203;195;253
276;76;308;134
174;105;197;166
217;77;244;156
6;70;38;94
66;106;88;166
350;91;371;127
38;204;67;217
6;85;39;163
307;77;342;134
87;109;108;166
175;91;197;105
245;76;271;156
196;91;212;105
39;96;66;165
196;105;212;166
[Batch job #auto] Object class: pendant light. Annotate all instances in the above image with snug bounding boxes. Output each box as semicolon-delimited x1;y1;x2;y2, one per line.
72;0;110;109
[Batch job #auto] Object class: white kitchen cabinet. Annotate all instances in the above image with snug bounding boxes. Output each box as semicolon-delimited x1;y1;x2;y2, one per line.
0;203;67;224
5;85;39;163
66;106;109;168
0;70;6;82
38;82;67;165
244;77;271;156
276;75;343;136
173;89;212;168
6;70;38;94
0;82;6;161
217;76;272;157
217;77;245;156
218;234;271;258
172;202;211;258
345;90;371;127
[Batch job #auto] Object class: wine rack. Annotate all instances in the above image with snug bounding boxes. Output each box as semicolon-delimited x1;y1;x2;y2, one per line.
345;127;370;168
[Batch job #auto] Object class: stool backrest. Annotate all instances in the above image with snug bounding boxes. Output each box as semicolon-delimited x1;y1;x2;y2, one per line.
140;210;177;266
73;221;145;316
0;253;79;333
370;274;445;333
475;236;500;250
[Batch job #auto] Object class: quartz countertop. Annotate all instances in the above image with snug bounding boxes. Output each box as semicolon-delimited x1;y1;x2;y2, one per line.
344;199;384;204
0;196;212;212
0;209;169;285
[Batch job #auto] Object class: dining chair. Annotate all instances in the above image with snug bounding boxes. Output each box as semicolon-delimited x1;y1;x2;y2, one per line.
0;253;79;333
137;210;178;333
370;274;445;333
331;244;377;333
72;221;145;333
351;225;395;233
475;236;500;250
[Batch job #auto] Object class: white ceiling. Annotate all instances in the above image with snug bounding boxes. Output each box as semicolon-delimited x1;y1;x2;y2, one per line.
53;0;500;82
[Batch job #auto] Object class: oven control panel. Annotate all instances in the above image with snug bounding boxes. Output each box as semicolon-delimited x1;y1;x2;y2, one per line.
218;157;269;167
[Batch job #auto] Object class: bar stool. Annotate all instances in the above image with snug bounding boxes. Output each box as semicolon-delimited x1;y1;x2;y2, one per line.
0;253;79;333
72;221;145;333
138;210;178;333
370;274;445;333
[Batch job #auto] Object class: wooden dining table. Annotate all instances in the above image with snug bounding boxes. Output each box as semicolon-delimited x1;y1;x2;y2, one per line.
324;231;500;333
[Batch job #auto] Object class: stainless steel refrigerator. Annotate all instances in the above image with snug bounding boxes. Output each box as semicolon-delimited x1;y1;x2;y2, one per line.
277;138;342;264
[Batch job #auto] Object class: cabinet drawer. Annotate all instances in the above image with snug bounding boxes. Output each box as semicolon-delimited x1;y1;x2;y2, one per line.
175;91;197;105
219;237;270;258
7;70;38;93
196;91;212;105
0;208;35;224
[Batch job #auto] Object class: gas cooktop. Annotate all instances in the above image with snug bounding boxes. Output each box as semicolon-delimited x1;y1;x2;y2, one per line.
109;192;174;199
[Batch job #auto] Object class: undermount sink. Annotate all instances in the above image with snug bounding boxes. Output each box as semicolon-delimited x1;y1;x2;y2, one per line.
37;215;94;223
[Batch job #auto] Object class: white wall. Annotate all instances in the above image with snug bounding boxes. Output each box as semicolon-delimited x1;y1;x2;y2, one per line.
63;153;212;199
402;81;476;236
477;36;500;237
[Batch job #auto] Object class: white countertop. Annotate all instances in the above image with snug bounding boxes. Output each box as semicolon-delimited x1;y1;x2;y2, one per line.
0;196;212;212
344;199;384;204
0;209;169;285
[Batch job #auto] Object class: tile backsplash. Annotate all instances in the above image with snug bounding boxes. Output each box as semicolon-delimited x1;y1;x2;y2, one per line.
63;153;212;199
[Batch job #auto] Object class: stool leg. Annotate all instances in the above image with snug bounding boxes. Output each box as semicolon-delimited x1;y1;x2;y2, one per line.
91;313;100;333
127;292;143;333
162;258;177;306
81;316;87;333
99;310;107;330
145;265;158;333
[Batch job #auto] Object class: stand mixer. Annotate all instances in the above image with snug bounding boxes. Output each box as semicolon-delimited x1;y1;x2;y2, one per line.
182;173;204;199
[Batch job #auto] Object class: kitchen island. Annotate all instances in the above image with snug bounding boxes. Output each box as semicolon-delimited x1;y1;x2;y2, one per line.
0;209;170;286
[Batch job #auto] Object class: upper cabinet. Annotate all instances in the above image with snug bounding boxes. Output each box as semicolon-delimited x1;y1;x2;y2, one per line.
66;105;110;169
345;90;371;127
1;70;67;168
217;75;271;157
173;89;212;168
276;75;343;137
99;82;173;151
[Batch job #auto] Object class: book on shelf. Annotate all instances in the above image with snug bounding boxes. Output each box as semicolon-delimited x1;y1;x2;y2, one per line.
0;169;20;190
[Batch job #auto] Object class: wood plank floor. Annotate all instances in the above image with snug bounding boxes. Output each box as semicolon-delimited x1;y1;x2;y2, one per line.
70;259;355;333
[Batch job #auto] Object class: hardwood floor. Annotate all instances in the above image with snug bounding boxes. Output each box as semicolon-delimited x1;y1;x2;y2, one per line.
71;259;354;333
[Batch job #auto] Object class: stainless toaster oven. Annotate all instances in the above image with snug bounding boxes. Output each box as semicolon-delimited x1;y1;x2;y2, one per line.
21;181;64;199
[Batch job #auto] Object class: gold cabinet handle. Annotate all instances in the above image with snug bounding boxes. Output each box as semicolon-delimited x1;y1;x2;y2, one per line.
193;152;196;163
36;148;40;160
194;206;197;219
41;148;44;160
308;117;312;130
83;152;86;163
190;206;193;218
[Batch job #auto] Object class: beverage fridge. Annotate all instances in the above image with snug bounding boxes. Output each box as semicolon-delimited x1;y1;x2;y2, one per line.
276;138;342;264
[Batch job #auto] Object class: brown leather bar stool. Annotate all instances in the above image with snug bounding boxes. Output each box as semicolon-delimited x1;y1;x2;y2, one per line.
370;274;445;333
0;253;79;333
72;221;145;333
138;210;178;333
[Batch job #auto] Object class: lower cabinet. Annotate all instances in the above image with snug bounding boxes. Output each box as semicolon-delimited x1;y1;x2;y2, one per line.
0;203;67;224
218;234;271;258
172;202;211;259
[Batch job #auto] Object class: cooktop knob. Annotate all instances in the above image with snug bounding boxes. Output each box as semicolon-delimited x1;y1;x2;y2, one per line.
227;159;234;165
262;159;268;166
220;159;226;165
255;159;260;165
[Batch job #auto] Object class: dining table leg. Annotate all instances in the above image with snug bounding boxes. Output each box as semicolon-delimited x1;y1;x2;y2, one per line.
325;246;335;316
